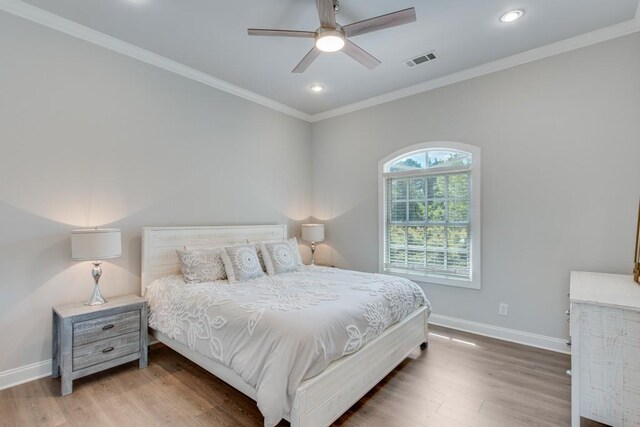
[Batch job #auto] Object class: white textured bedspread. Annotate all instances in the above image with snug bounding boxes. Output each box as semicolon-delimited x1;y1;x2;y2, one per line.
146;266;430;426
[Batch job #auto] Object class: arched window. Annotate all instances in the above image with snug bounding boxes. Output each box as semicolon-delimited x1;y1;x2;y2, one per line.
378;142;481;289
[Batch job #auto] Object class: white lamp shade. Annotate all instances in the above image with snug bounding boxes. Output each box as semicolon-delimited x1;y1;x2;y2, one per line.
301;224;325;243
71;229;122;260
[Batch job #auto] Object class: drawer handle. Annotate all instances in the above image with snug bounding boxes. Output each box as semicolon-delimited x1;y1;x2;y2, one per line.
102;324;115;331
102;346;114;353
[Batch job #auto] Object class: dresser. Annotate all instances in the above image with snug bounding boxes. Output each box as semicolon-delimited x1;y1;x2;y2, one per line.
570;271;640;426
52;294;148;395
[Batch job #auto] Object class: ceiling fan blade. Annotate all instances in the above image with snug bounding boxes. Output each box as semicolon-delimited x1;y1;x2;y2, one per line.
316;0;336;29
247;29;316;38
292;47;322;73
343;7;416;38
342;40;381;70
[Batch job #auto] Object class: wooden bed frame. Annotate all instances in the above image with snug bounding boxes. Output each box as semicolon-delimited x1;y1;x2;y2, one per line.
141;225;429;427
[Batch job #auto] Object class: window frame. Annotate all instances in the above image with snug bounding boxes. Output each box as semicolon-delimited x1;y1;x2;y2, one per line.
378;141;481;289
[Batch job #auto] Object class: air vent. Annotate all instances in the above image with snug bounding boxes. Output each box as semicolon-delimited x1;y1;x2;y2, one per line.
405;51;437;68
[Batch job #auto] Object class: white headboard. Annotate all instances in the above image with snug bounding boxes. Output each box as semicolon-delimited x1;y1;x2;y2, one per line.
141;225;287;295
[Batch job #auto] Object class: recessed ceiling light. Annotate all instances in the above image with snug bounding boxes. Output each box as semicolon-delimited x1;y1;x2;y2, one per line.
500;9;525;23
310;84;325;93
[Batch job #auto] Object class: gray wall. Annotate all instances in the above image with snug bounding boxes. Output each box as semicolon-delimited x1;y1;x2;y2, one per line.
1;8;638;375
311;32;640;340
0;12;312;373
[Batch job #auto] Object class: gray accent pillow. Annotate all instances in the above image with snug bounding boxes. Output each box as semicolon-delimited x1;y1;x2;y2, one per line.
287;237;303;266
257;237;302;265
175;248;226;283
260;240;301;275
252;243;267;272
247;238;301;271
221;244;265;283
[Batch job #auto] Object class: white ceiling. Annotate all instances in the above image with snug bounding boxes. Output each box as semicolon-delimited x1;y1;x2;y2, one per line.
18;0;640;115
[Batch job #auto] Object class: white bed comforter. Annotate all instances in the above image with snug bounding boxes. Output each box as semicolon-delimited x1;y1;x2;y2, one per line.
146;266;430;426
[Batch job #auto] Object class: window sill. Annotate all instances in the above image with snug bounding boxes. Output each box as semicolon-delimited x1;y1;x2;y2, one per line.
382;268;481;290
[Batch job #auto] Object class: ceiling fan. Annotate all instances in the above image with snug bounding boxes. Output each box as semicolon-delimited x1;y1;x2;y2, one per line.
247;0;416;73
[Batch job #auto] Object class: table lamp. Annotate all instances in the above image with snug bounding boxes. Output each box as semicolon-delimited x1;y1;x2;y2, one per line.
71;228;122;305
301;224;324;265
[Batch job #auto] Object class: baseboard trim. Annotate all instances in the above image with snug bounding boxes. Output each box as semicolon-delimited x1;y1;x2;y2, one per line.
0;318;569;391
0;359;52;391
429;314;570;354
0;338;163;391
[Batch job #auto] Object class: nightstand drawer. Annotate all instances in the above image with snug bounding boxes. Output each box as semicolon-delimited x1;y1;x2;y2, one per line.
73;331;140;371
73;310;140;347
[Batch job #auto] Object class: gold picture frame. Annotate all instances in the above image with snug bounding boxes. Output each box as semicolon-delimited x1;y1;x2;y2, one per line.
635;197;640;284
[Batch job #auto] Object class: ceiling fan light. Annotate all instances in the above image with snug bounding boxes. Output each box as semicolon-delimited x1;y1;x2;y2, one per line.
316;32;345;52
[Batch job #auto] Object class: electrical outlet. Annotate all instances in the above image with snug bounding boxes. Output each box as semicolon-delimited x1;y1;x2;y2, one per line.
499;303;509;316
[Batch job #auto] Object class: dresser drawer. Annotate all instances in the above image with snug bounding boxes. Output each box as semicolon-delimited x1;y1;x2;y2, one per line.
73;331;140;371
73;310;140;347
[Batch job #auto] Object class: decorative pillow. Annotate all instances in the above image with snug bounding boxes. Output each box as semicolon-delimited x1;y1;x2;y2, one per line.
220;244;265;283
254;243;267;272
286;237;303;266
258;237;302;266
175;248;226;283
259;240;301;275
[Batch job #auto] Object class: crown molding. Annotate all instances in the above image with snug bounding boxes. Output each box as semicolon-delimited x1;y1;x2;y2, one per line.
2;0;638;124
0;0;312;122
309;18;640;122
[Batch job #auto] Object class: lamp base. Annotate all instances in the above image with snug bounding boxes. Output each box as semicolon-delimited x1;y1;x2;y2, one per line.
86;261;107;306
310;241;316;265
86;283;107;306
634;262;639;284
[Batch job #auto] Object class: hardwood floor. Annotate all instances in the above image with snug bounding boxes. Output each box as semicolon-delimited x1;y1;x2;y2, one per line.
0;325;571;427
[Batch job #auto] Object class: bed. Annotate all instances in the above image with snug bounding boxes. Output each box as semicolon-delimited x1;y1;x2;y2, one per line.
142;225;430;427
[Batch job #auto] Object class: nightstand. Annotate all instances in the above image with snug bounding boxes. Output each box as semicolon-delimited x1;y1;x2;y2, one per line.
52;294;148;395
